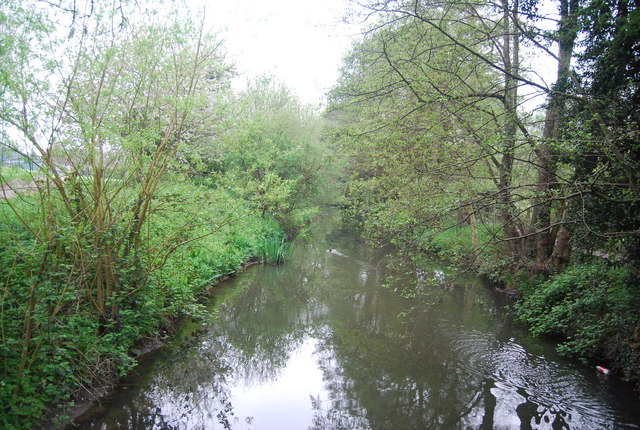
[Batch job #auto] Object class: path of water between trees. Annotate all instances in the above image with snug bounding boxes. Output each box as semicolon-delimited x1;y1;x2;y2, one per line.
73;210;640;429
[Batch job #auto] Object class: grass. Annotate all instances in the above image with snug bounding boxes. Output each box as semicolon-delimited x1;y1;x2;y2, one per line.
0;166;39;185
256;234;295;264
422;223;499;257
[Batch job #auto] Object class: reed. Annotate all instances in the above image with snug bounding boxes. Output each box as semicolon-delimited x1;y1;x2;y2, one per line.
257;235;294;264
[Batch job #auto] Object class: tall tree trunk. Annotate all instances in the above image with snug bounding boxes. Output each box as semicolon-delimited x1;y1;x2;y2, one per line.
499;0;525;258
532;0;579;268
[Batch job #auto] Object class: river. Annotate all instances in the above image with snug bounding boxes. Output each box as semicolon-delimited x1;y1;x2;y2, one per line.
74;211;640;429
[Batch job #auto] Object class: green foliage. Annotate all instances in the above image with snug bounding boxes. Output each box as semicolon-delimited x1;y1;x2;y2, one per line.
330;0;640;264
256;232;295;265
329;0;640;385
0;166;38;185
411;222;507;277
0;182;287;428
280;206;321;237
515;263;640;379
326;11;513;260
0;3;327;428
211;76;332;233
421;224;487;257
569;0;640;261
424;226;473;258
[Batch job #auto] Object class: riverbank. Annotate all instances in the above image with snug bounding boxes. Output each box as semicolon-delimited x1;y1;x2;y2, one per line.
0;182;301;429
50;215;311;428
44;207;317;428
54;257;265;428
71;209;640;429
47;256;285;429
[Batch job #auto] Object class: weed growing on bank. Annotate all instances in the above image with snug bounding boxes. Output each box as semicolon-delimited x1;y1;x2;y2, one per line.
515;262;640;381
0;184;290;428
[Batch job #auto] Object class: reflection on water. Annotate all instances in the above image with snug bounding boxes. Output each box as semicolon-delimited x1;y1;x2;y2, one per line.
75;212;640;429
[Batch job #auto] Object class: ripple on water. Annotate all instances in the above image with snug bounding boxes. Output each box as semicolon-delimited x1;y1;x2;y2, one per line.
447;326;626;429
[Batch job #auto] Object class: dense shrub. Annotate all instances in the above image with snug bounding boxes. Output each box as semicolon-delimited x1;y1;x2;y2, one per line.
515;263;640;380
0;184;288;428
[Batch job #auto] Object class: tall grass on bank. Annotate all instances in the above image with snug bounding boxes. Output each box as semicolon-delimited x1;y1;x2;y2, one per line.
256;234;295;264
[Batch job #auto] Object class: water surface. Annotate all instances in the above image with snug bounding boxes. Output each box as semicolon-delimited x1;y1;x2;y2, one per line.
76;212;640;429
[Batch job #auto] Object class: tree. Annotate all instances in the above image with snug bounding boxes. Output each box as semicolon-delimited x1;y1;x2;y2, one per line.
330;0;640;270
569;0;640;259
329;0;532;261
0;0;232;415
214;76;330;232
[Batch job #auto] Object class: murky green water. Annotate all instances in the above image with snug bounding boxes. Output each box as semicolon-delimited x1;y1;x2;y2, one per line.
75;212;640;429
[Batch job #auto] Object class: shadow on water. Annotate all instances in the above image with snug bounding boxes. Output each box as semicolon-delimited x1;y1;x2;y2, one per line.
73;209;640;429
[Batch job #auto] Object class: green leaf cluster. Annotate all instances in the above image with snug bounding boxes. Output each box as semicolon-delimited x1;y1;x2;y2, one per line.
202;76;331;234
515;263;640;378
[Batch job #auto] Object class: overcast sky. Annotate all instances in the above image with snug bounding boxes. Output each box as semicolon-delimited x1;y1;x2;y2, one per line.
186;0;560;111
190;0;356;106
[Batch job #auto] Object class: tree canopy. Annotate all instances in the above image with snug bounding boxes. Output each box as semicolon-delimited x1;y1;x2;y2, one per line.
329;0;640;271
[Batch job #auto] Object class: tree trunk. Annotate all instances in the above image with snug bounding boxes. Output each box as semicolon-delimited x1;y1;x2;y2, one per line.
532;0;579;268
499;0;526;259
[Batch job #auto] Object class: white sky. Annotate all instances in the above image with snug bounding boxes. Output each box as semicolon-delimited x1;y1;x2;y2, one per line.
189;0;356;106
185;0;559;111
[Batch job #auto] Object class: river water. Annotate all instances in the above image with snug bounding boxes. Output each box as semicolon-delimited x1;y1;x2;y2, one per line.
75;212;640;429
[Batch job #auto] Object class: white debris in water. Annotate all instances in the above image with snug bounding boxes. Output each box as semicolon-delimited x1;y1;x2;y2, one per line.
360;268;368;283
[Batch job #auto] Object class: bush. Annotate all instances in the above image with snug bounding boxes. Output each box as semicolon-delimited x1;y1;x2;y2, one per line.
0;183;287;428
515;263;640;380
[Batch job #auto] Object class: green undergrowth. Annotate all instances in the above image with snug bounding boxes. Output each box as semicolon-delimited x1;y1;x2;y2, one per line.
0;183;292;429
416;223;505;274
515;262;640;381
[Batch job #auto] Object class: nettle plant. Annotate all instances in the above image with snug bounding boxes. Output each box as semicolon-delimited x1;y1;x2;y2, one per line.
0;1;234;424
